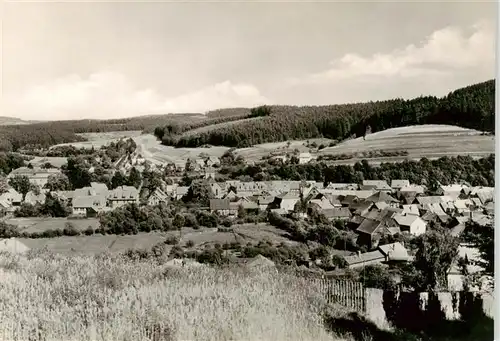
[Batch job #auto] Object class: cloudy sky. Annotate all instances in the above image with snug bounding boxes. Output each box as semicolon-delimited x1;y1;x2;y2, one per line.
1;1;497;121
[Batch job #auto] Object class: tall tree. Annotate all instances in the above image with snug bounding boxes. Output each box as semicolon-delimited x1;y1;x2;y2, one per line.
8;175;31;199
409;228;460;292
44;174;71;191
127;167;142;189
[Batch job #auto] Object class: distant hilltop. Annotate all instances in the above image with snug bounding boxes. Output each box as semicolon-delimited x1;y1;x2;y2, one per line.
0;116;45;126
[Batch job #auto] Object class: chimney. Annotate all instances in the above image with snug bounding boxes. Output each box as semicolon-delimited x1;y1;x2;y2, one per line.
357;251;361;257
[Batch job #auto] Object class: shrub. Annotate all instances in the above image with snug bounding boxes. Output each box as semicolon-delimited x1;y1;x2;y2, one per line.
63;222;80;236
164;235;180;245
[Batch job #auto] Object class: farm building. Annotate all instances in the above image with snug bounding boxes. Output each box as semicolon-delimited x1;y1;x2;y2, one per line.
7;167;62;188
209;199;239;217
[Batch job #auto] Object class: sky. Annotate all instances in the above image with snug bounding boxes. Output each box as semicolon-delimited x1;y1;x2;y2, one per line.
1;1;497;121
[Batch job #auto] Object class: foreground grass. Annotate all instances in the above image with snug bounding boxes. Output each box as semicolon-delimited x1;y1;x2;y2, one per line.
0;250;343;341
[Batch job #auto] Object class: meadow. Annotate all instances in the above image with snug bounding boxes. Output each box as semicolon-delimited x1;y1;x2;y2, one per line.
0;251;342;341
318;125;494;165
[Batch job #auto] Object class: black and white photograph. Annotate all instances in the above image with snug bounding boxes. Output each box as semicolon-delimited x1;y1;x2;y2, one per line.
0;1;497;340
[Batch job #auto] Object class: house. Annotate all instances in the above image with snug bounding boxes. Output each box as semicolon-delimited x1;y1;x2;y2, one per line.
174;186;189;200
361;180;392;192
393;214;427;236
206;157;220;167
356;217;400;249
274;192;301;212
0;188;22;209
326;183;359;190
436;184;469;199
147;188;169;206
51;190;75;204
298;152;315;164
398;191;418;205
72;195;107;217
107;186;139;209
391;180;410;190
440;201;456;215
454;199;472;214
309;197;335;210
238;199;260;214
204;167;216;180
400;184;426;194
24;190;47;205
416;196;453;206
74;183;109;198
343;250;386;269
350;201;374;217
256;196;274;211
378;242;410;262
7;167;62;188
322;207;352;221
174;160;187;172
402;204;420;216
209;182;226;199
209;199;238;216
365;191;398;204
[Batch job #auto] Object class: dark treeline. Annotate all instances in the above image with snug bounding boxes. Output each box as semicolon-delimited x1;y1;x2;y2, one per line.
227;155;495;187
158;80;495;148
153;107;272;143
0;113;206;152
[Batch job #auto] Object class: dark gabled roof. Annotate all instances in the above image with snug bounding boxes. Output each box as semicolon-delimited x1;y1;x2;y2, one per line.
350;215;365;225
209;199;231;210
353;201;374;215
399;191;418;205
356;218;381;235
366;191;398;203
322;207;352;219
340;195;359;206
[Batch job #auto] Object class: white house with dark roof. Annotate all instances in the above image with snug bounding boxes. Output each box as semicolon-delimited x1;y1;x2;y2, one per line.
393;214;427;236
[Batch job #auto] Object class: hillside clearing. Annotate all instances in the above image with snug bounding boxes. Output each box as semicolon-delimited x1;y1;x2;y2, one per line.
50;130;144;149
319;125;494;165
7;223;299;255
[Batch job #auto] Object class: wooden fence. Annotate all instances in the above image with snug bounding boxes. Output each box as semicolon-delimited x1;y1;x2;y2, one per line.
312;278;366;313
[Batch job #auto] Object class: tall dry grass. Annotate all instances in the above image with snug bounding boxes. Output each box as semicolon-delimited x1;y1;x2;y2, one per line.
0;250;346;341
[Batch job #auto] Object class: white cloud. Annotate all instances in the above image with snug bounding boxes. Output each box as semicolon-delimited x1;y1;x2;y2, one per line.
288;20;494;85
3;72;270;121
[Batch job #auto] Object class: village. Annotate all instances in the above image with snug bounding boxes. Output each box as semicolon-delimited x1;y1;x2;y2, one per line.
0;148;494;279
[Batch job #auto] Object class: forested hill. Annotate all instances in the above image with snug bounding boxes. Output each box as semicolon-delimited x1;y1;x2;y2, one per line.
0;113;206;152
155;79;495;148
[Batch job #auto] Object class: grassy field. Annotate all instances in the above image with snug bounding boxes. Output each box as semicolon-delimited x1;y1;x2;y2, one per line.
5;217;101;234
0;252;340;341
6;221;300;255
134;134;333;164
17;232;171;255
50;130;144;149
318;125;494;165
